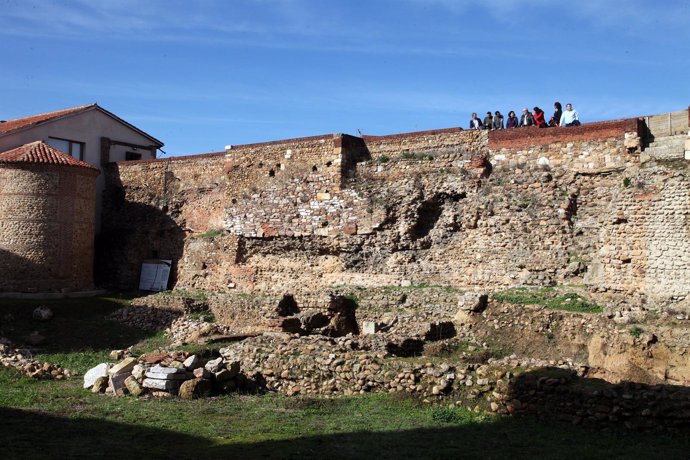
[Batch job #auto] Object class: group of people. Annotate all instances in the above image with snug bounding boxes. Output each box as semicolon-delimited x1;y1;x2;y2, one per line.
469;102;580;131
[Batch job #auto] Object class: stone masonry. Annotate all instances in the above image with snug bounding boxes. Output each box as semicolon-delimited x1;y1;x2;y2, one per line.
100;114;690;310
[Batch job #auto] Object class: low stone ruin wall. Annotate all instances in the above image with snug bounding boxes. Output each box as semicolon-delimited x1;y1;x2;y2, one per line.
504;368;690;431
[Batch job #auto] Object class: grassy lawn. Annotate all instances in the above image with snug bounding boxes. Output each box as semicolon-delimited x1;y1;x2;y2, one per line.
1;295;689;459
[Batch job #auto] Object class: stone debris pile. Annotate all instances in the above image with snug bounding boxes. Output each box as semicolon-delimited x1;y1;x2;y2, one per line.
84;350;241;399
0;339;69;380
219;333;461;398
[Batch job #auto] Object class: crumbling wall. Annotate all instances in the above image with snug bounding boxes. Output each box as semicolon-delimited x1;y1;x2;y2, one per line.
101;120;690;308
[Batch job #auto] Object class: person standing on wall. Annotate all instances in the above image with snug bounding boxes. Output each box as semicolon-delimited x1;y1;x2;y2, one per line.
469;112;483;130
533;107;548;128
549;102;563;127
483;111;493;130
492;111;504;130
506;111;519;128
559;103;581;127
520;108;534;127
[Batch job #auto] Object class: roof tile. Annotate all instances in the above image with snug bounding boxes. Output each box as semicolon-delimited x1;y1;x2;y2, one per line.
0;141;100;173
0;104;96;136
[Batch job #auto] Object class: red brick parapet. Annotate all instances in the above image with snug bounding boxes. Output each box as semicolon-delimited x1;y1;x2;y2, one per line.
488;118;644;150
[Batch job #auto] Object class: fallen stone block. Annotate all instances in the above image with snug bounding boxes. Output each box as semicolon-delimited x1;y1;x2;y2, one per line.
143;378;182;391
167;360;186;370
145;371;190;381
147;364;187;375
91;376;109;393
179;378;212;400
125;376;144;397
84;363;110;389
109;372;131;396
205;357;224;373
183;355;200;370
109;357;138;377
193;367;211;379
132;364;146;380
109;349;125;361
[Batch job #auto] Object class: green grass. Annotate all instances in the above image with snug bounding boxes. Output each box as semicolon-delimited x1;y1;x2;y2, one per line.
1;296;689;458
492;288;603;313
1;366;689;459
196;229;225;239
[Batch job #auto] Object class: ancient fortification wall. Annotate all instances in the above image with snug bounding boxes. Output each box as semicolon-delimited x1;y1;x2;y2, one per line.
100;117;690;309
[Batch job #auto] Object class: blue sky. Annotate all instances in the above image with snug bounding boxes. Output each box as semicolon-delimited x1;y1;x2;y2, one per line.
2;0;689;156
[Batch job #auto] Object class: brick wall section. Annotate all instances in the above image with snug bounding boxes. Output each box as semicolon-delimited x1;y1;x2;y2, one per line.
488;118;643;150
488;119;644;172
0;164;98;292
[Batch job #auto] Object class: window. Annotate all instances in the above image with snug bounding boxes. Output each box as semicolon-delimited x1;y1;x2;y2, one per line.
125;151;142;161
47;137;84;160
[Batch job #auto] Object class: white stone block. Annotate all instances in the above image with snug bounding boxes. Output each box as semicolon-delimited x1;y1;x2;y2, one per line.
84;363;110;389
109;357;138;377
362;321;379;335
149;364;186;375
145;372;190;381
143;378;181;391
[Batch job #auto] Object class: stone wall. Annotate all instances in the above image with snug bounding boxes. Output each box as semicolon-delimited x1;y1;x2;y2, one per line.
101;118;690;308
0;164;98;292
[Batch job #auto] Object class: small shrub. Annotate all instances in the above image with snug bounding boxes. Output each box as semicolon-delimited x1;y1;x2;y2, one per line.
197;229;224;240
431;407;465;424
630;326;643;338
343;293;359;304
377;155;390;164
622;177;632;188
189;311;216;323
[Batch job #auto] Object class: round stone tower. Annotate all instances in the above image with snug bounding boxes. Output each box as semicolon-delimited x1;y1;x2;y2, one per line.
0;141;100;293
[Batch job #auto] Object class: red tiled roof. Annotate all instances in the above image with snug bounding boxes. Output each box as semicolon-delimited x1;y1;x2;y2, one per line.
0;104;96;136
0;141;100;173
0;103;164;147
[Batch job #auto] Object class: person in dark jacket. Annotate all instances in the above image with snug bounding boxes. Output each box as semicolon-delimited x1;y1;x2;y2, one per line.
506;111;519;128
519;108;534;127
549;102;562;127
469;112;483;130
492;111;504;130
482;111;493;130
533;107;548;128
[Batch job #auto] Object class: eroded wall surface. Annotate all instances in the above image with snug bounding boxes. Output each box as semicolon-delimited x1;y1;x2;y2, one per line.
101;120;690;308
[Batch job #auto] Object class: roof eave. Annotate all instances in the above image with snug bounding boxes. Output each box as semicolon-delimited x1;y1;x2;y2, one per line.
0;104;164;148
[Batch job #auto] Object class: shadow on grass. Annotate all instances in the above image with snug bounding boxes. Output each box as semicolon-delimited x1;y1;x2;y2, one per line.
2;405;689;460
0;295;157;356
